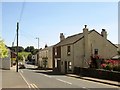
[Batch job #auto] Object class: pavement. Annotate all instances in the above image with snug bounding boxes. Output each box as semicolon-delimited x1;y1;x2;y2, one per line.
66;74;120;87
2;66;28;88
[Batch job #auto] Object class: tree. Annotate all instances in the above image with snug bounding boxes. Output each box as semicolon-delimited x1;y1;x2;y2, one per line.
25;46;34;52
24;46;30;52
17;46;24;52
24;46;38;55
31;49;39;55
0;38;8;58
18;53;23;61
9;46;24;52
27;54;32;61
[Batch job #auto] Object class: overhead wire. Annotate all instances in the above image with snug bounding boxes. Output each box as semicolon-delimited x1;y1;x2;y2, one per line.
20;33;38;47
19;0;25;23
12;33;17;46
12;0;25;47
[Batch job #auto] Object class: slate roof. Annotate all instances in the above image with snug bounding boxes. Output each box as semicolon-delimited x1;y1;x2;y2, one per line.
55;30;94;47
55;30;117;48
55;33;83;46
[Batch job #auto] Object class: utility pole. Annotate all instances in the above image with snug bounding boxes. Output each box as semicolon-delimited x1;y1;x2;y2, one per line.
16;22;19;72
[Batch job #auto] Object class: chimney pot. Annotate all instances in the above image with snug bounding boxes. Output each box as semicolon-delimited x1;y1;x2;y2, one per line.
102;29;106;31
85;25;87;28
60;33;65;41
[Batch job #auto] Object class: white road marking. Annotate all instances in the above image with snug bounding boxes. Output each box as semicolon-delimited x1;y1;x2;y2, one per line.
32;84;38;88
30;84;34;88
30;84;40;90
82;87;91;90
21;70;23;73
19;72;31;88
56;78;72;85
19;71;39;90
43;74;52;78
33;84;40;90
68;76;119;88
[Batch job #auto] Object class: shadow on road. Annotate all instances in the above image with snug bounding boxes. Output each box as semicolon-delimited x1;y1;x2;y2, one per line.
26;68;40;70
35;70;65;75
26;67;65;75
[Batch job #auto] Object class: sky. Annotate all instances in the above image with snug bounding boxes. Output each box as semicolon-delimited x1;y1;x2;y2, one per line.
1;1;119;49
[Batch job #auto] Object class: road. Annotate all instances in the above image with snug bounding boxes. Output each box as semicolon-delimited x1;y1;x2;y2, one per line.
17;64;119;90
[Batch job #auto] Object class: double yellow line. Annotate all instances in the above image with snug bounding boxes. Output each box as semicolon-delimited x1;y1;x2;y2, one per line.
30;83;40;90
19;70;40;90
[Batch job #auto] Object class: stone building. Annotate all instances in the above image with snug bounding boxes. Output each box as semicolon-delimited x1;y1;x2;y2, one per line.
36;45;53;69
53;25;118;73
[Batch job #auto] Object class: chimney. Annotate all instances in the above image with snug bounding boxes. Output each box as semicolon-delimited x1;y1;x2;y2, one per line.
101;29;107;39
83;25;89;61
60;33;65;41
45;44;48;48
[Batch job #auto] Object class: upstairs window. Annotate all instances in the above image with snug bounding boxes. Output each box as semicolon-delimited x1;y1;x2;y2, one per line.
67;46;71;56
55;48;57;56
94;49;98;55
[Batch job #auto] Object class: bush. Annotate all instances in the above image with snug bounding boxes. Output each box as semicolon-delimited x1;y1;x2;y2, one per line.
105;64;111;70
113;65;120;72
100;60;120;72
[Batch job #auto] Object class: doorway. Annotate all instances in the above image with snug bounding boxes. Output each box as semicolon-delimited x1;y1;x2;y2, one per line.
65;61;67;73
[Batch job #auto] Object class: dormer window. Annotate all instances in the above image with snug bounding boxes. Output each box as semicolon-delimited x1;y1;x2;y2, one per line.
67;46;71;56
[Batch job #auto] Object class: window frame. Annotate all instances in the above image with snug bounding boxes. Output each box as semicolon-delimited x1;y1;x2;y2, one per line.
67;46;71;56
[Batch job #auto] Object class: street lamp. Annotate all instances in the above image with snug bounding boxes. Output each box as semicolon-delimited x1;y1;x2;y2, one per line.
35;37;39;49
35;37;39;66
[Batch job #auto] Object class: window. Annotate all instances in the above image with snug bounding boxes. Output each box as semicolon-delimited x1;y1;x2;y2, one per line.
55;48;57;56
67;46;71;56
68;61;72;71
94;49;98;55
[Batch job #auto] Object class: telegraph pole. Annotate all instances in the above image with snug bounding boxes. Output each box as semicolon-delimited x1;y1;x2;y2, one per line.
16;22;19;72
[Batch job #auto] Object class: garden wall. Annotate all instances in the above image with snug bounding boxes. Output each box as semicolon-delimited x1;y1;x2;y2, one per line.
74;67;120;82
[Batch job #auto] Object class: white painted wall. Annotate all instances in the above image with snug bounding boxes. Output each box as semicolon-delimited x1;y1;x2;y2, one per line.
0;58;2;69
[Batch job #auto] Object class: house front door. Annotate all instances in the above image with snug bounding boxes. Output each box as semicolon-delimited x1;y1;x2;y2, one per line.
57;60;61;72
65;61;67;74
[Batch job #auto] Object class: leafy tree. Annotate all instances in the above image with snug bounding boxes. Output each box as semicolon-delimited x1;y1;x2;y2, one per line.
18;53;23;61
9;46;24;52
27;54;32;61
31;49;39;55
24;46;38;55
0;38;8;58
24;46;30;52
18;46;24;52
29;46;34;52
25;46;34;53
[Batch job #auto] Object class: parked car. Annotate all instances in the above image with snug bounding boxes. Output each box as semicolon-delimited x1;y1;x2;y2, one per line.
26;61;35;65
19;64;26;69
18;62;23;66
